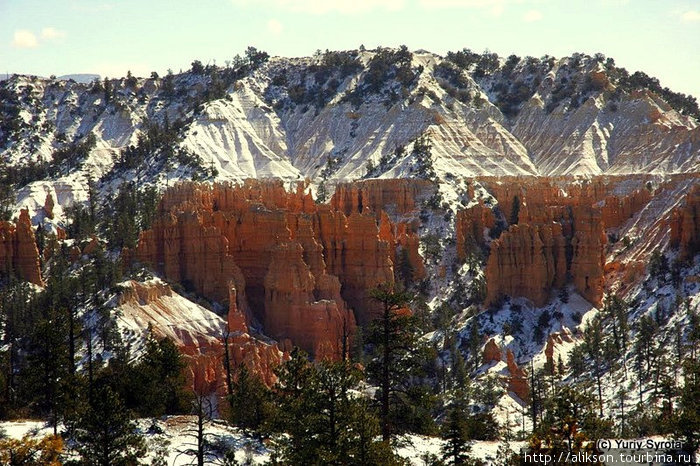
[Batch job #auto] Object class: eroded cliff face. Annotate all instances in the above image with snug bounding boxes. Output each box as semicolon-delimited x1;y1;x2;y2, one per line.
116;279;284;395
135;179;426;355
455;201;495;261
485;223;567;307
670;184;700;261
0;209;43;286
462;177;658;308
330;179;434;216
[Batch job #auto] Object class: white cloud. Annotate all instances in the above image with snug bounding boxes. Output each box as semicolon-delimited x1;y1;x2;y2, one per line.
266;19;284;35
230;0;404;14
11;30;38;49
41;27;67;40
522;9;542;22
680;10;700;22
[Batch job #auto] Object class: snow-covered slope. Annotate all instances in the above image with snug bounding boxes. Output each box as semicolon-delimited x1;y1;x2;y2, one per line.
2;48;698;220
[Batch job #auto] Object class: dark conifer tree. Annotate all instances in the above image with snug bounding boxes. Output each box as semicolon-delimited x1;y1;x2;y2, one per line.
75;383;146;466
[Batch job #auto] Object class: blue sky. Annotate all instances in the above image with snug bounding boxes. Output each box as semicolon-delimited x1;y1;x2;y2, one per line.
1;0;699;98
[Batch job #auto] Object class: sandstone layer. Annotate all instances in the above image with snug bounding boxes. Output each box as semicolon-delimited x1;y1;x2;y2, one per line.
135;179;427;356
0;209;43;286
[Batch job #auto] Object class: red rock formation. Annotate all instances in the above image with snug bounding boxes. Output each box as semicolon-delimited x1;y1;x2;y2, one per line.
117;280;284;396
331;179;434;216
43;193;55;219
136;180;400;355
670;184;700;260
456;201;495;261
570;209;606;307
83;235;101;255
263;241;356;359
395;222;427;281
314;209;396;325
475;177;615;308
544;329;573;368
482;338;501;365
601;189;652;229
485;223;567;307
506;349;529;401
0;209;43;285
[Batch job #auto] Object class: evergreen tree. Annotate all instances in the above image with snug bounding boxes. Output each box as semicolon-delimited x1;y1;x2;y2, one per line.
441;400;472;465
582;319;605;416
528;385;608;465
229;365;273;431
271;348;324;464
75;384;146;466
366;283;431;442
131;329;190;417
674;358;700;463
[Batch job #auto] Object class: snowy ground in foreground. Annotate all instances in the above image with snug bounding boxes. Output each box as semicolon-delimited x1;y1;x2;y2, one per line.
0;416;524;465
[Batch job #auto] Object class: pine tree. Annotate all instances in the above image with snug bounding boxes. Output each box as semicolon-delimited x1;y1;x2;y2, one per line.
75;384;146;466
441;400;471;465
582;319;605;416
271;348;324;464
674;358;700;463
132;329;190;416
229;365;273;431
366;282;426;442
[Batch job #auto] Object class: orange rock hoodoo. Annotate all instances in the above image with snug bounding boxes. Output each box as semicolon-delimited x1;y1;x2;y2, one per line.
135;179;427;357
455;201;496;261
464;177;625;308
506;349;529;402
670;184;700;261
330;179;434;216
486;223;567;307
43;193;55;219
482;338;502;365
0;209;44;286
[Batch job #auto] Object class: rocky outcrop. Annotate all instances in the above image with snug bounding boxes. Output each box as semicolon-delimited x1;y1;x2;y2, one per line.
670;184;700;260
136;180;420;356
601;189;652;229
331;179;434;216
482;338;501;365
570;209;606;307
506;349;529;402
314;208;396;325
456;201;495;261
477;177;613;307
117;279;284;396
263;242;355;359
43;193;55;219
485;223;567;307
544;329;574;368
0;209;43;285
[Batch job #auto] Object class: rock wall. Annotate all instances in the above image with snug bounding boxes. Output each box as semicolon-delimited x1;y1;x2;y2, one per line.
474;177;618;308
0;209;43;286
135;180;424;355
263;241;355;359
670;184;700;260
570;208;606;307
455;201;495;261
601;188;652;229
485;223;567;307
330;179;434;216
